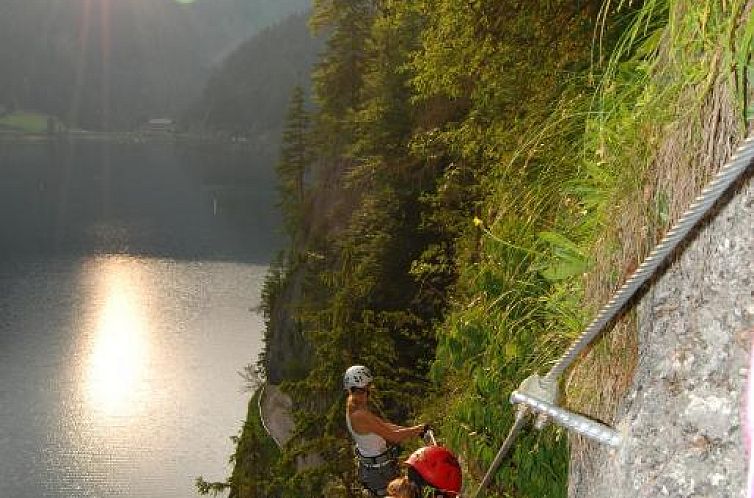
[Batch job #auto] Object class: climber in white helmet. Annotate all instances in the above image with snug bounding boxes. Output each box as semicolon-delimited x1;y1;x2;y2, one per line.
344;365;427;497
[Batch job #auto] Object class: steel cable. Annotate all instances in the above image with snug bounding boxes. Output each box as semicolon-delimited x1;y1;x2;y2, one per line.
470;134;754;497
545;135;754;382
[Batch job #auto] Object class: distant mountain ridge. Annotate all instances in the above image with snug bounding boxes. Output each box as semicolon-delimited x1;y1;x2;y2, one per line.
192;10;322;138
0;0;309;130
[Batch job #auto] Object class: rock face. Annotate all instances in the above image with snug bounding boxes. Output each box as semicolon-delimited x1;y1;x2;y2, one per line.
260;384;295;447
264;267;311;384
569;175;754;497
259;383;323;469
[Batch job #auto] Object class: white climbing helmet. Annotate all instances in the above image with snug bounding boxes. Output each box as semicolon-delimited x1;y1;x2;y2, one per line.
343;365;373;391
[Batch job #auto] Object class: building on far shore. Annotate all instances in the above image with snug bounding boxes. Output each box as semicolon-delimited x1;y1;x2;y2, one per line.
143;118;176;134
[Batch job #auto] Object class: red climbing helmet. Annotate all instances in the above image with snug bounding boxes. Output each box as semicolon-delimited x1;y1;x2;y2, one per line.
404;445;462;496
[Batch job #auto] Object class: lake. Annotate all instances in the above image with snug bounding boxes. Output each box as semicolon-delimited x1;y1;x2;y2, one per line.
0;142;282;497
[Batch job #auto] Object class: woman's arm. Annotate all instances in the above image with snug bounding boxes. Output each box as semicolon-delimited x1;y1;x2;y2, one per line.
350;410;424;444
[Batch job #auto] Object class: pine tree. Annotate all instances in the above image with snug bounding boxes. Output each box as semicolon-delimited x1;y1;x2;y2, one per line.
309;0;376;161
276;85;312;238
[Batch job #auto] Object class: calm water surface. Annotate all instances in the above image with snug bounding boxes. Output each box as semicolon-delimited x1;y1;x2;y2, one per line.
0;143;281;497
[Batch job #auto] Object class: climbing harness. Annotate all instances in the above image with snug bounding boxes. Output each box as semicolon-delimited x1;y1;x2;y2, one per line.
472;134;754;497
355;445;401;497
356;445;401;468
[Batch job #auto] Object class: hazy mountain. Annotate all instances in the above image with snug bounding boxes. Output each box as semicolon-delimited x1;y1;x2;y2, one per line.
0;0;310;130
192;10;321;137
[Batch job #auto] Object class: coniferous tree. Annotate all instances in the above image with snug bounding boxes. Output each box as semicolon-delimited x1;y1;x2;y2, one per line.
277;85;312;238
309;0;375;161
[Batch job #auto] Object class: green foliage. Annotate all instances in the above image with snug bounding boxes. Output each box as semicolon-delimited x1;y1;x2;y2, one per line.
424;3;753;496
308;0;375;156
536;231;589;282
196;477;229;497
234;2;754;498
216;387;292;498
277;86;313;237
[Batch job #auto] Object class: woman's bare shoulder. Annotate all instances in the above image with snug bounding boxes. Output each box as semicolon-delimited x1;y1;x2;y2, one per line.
349;407;385;434
348;406;372;421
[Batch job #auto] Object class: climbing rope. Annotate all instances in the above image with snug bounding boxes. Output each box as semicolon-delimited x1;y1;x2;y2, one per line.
471;134;754;497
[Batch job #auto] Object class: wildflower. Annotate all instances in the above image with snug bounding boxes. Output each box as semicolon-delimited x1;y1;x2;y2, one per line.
473;216;483;227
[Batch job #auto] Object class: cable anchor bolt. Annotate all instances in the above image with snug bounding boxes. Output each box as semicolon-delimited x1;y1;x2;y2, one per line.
511;374;621;447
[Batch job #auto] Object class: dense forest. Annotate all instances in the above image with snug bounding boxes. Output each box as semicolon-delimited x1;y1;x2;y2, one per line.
0;0;308;130
220;1;754;497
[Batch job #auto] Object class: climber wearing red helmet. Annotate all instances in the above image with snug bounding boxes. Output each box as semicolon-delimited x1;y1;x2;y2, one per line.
404;445;463;497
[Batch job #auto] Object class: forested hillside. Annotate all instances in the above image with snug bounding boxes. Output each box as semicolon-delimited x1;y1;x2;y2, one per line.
191;11;322;137
227;1;754;497
0;0;308;130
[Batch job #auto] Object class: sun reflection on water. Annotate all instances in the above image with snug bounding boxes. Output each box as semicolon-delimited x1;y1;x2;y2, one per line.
85;257;150;419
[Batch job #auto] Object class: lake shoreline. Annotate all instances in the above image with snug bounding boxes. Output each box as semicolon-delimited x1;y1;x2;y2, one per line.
0;131;264;146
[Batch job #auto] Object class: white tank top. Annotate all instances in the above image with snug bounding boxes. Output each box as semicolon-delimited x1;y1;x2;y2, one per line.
346;410;388;457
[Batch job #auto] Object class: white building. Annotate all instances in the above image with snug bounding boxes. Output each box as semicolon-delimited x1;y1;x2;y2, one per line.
145;118;175;133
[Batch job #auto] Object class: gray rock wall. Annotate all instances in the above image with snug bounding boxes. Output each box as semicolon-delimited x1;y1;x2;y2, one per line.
264;266;312;384
569;175;754;497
